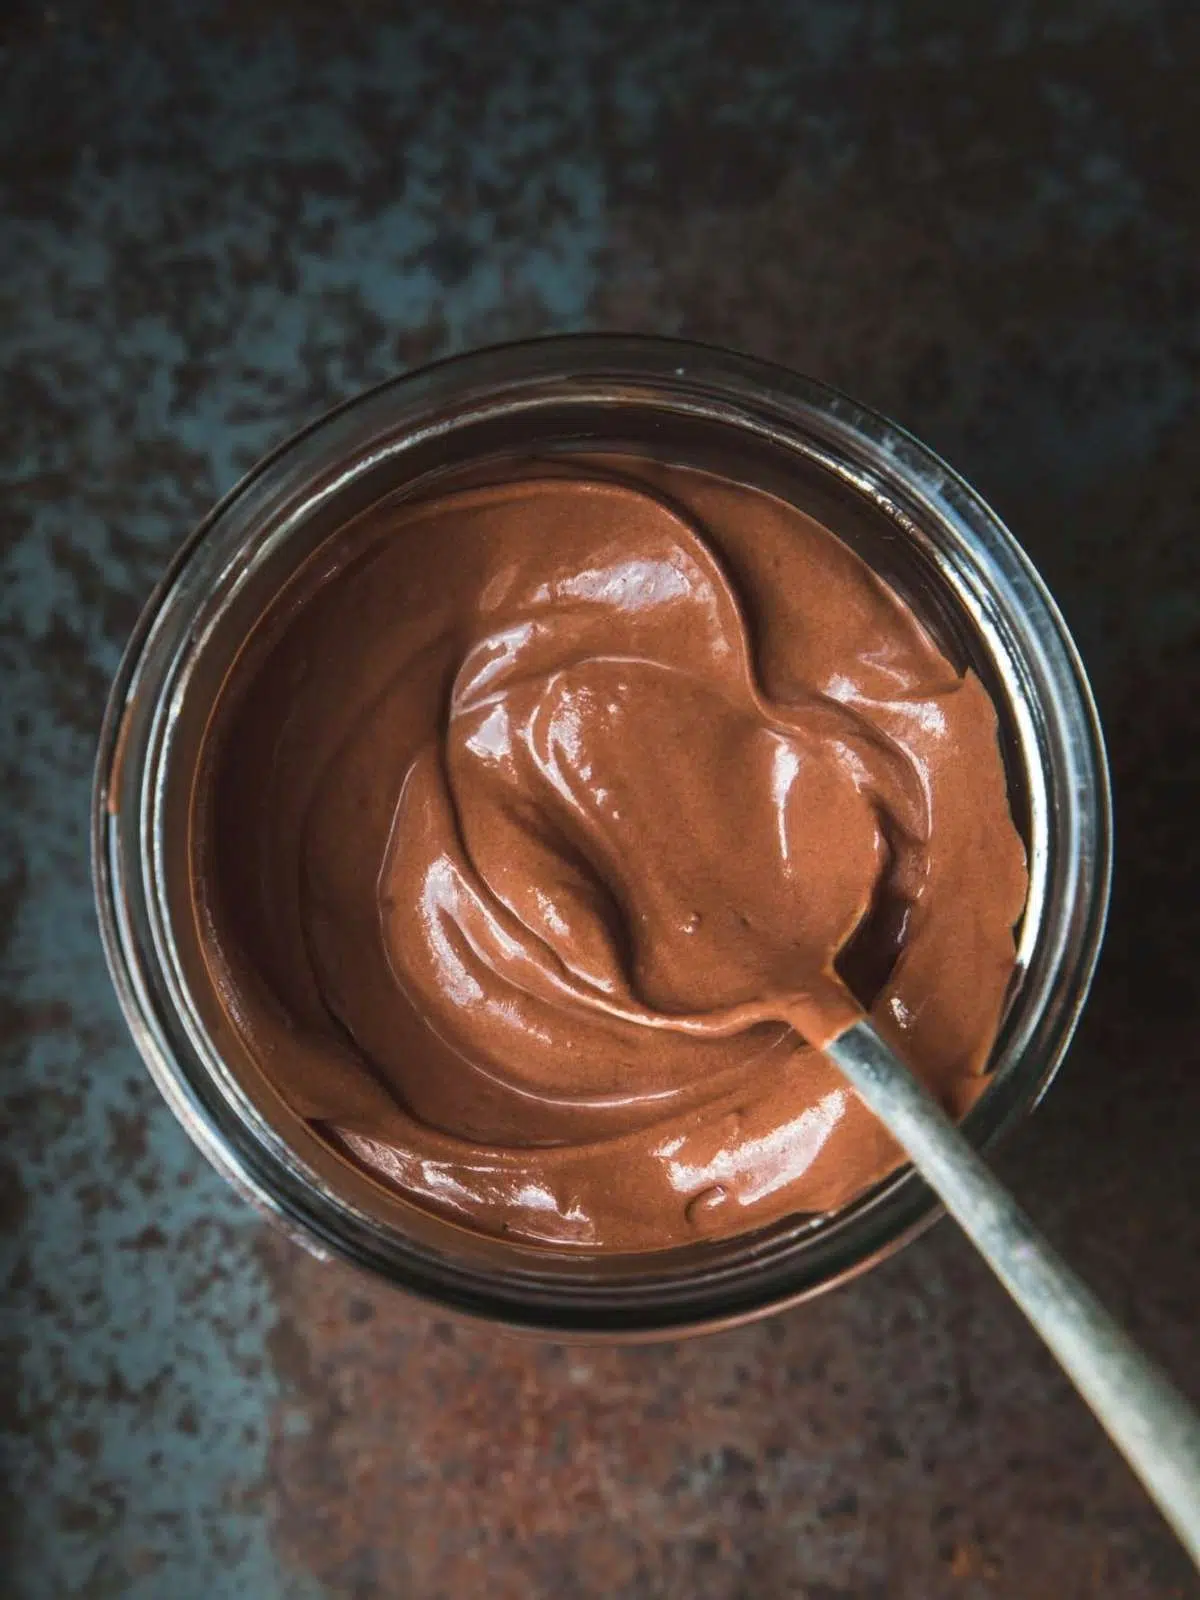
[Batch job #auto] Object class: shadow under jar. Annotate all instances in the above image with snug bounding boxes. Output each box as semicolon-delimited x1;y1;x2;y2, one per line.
93;336;1110;1338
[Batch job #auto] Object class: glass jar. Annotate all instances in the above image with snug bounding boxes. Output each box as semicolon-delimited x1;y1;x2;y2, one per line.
92;336;1111;1337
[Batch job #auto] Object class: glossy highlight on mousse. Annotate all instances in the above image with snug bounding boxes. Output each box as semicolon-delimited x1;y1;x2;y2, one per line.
192;455;1028;1251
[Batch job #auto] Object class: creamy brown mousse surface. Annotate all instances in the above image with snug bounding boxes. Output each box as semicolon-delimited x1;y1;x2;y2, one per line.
194;455;1027;1250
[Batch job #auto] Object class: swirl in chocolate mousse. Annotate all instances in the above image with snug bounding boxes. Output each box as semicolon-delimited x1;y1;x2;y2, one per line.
192;455;1028;1250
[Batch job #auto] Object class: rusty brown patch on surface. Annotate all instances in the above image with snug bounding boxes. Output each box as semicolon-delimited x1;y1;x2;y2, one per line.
258;1191;1194;1598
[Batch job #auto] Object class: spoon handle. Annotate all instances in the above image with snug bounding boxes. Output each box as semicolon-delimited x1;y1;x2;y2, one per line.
827;1020;1200;1568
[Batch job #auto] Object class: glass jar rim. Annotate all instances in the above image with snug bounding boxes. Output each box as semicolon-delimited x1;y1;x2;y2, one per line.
92;334;1112;1337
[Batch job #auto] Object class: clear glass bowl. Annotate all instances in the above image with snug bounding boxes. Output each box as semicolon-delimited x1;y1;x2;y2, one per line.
92;336;1111;1337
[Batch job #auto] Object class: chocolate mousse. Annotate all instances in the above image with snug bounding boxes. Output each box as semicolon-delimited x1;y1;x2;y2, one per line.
191;455;1028;1250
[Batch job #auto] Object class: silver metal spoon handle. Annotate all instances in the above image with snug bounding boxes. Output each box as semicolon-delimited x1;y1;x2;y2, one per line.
827;1020;1200;1568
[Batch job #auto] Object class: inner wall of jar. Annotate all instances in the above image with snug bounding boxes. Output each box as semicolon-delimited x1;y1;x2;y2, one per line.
159;395;1040;1283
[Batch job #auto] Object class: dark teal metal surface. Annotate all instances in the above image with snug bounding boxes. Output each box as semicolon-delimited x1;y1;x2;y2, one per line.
2;3;1197;1595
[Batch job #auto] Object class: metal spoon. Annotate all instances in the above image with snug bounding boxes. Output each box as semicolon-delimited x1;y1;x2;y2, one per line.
826;1019;1200;1567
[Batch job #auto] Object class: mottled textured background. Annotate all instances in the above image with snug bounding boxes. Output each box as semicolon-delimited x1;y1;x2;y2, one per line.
2;2;1197;1596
